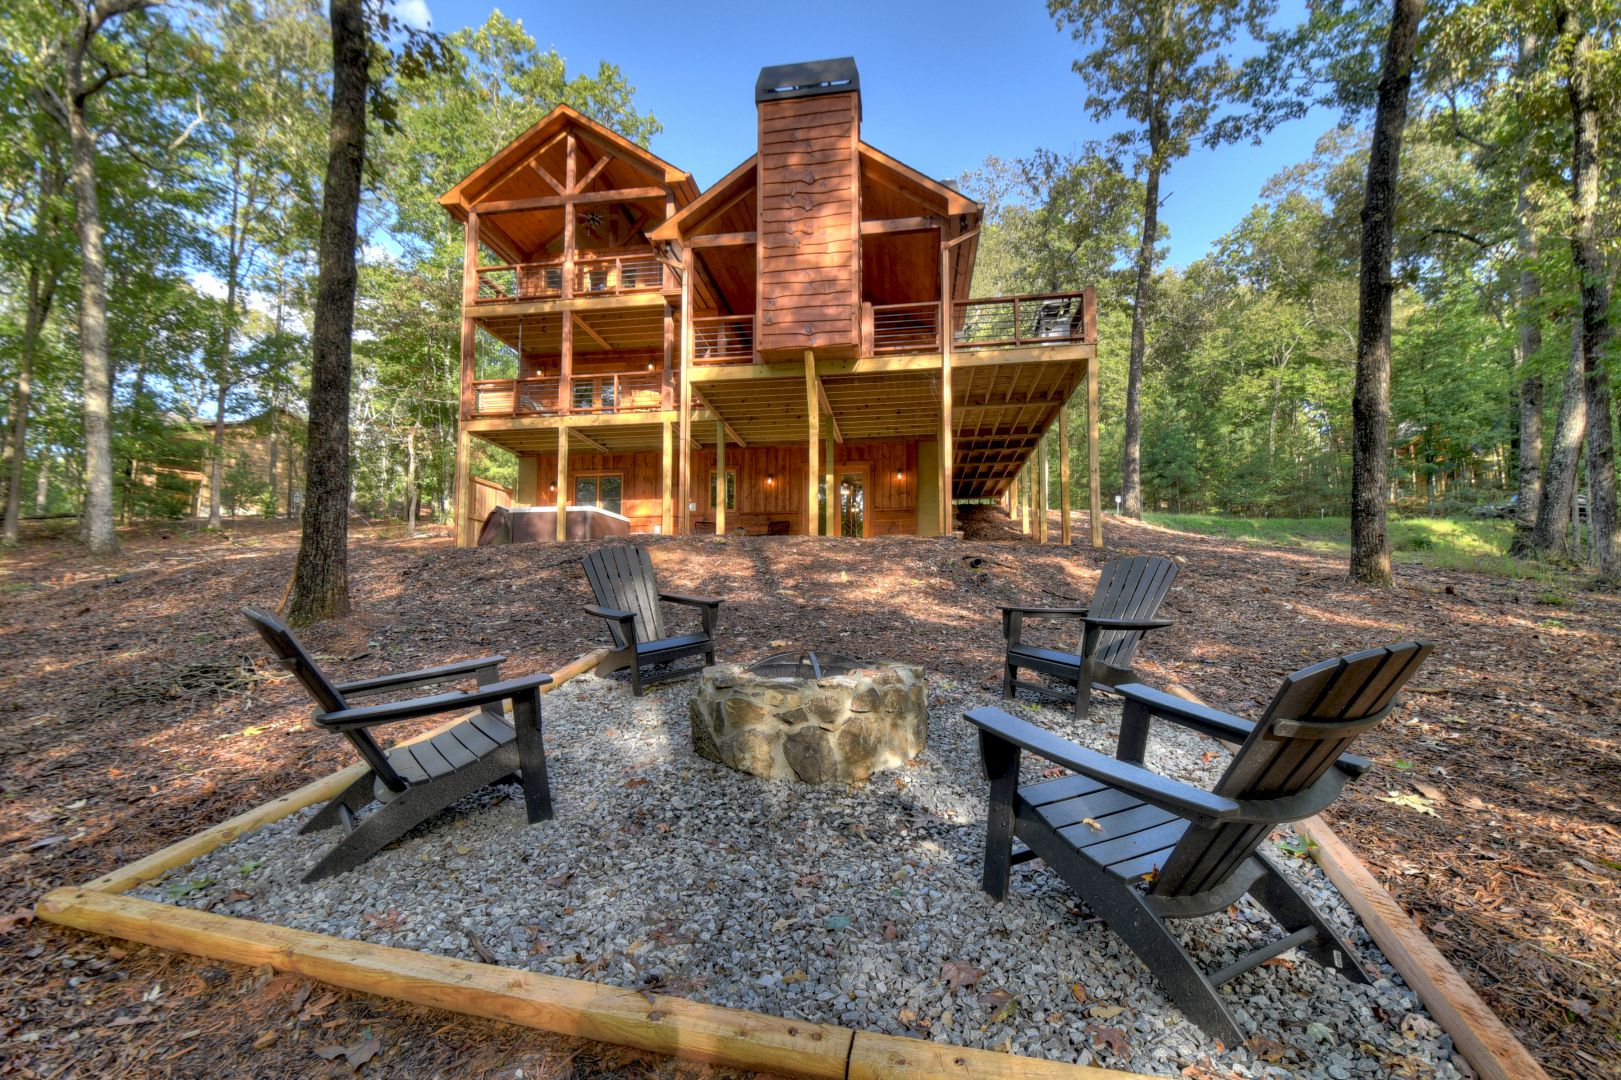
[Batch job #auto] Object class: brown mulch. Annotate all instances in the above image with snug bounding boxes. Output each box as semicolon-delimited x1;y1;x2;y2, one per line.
0;513;1615;1078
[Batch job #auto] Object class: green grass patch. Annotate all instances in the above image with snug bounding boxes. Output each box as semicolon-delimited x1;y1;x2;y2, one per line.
1144;512;1562;582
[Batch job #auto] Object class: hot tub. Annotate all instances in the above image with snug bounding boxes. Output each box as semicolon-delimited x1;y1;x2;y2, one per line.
477;505;632;545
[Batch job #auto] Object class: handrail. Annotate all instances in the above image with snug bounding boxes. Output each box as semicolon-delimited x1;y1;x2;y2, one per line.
469;371;667;418
693;314;755;364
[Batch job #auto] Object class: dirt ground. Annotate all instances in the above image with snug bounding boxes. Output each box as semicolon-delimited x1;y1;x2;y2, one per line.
0;512;1615;1078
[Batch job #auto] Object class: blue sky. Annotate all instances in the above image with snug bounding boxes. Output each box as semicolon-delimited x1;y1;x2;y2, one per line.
414;0;1344;269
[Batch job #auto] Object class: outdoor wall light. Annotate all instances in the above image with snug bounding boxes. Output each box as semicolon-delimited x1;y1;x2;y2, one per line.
766;473;775;487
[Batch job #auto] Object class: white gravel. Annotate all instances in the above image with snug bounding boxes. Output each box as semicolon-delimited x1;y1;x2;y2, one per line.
137;673;1464;1077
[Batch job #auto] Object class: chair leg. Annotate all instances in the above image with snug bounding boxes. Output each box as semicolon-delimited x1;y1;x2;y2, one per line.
512;688;553;824
630;662;644;697
979;731;1020;902
300;772;374;834
1073;680;1092;723
1249;852;1371;984
1002;660;1018;700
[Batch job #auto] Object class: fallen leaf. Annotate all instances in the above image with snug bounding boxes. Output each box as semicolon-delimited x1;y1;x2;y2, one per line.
544;871;575;887
1069;982;1087;1004
1246;1034;1288;1062
1081;818;1104;832
940;959;985;991
978;989;1018;1024
1260;956;1295;970
1376;791;1440;816
881;919;898;941
1093;1025;1131;1060
252;1031;278;1050
1089;1004;1125;1020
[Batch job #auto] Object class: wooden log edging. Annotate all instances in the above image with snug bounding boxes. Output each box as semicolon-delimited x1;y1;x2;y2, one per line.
1162;685;1550;1080
41;642;1145;1080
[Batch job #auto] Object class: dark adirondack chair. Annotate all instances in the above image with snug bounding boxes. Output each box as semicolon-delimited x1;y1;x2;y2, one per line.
967;641;1434;1044
243;608;554;882
582;546;722;695
1002;555;1178;721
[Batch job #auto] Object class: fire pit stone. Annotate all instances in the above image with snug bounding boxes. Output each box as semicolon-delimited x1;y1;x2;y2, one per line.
689;653;927;785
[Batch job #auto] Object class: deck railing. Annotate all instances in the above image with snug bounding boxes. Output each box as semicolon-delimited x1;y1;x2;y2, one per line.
871;302;941;354
693;315;756;364
468;370;668;418
472;250;665;304
953;291;1093;348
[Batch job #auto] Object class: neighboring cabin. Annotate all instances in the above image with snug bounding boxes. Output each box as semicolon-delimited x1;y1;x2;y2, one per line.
136;408;305;519
440;58;1101;544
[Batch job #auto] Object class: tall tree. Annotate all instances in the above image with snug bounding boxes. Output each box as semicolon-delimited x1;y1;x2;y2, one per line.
285;0;367;624
36;0;163;555
1506;34;1546;555
1049;0;1273;518
1348;0;1424;584
1561;5;1616;577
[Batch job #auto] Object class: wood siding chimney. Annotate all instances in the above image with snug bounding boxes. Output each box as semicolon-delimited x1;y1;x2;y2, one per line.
754;59;861;360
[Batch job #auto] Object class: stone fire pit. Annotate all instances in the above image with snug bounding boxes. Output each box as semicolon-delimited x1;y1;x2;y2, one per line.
689;652;927;784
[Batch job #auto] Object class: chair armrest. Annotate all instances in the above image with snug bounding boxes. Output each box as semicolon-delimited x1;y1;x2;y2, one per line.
1117;683;1254;743
660;592;723;608
316;671;554;730
1080;616;1173;632
584;604;636;623
1001;605;1089;617
336;656;505;697
964;706;1238;823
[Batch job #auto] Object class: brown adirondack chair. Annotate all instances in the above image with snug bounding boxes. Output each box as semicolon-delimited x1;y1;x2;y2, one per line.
967;641;1434;1044
582;546;722;695
244;608;554;882
1002;555;1178;720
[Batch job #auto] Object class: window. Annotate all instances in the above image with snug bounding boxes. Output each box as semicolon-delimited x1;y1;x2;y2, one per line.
574;473;623;515
709;469;737;511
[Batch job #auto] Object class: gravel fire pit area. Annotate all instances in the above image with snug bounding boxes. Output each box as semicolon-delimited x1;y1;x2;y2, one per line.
138;675;1463;1078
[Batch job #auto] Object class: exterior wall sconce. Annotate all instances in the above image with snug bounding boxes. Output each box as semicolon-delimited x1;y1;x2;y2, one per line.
895;469;904;482
766;473;775;487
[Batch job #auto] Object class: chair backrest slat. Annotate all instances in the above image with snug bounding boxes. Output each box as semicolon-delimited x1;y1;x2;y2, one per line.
242;607;408;791
1088;556;1178;669
583;546;664;648
1150;641;1433;898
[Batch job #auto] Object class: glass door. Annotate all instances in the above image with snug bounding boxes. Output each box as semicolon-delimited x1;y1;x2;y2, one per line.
838;470;866;537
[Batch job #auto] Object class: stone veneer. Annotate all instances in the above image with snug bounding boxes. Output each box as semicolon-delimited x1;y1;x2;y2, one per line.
689;662;928;785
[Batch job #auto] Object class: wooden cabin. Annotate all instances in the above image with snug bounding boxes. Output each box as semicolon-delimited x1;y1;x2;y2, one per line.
440;58;1101;545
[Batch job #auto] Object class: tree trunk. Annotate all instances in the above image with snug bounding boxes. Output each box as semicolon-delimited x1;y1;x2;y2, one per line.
65;59;117;555
286;0;367;625
1530;321;1587;557
1565;15;1617;578
3;258;58;543
35;456;50;514
1349;0;1423;585
209;381;228;528
405;427;420;528
1508;34;1544;557
1122;157;1159;520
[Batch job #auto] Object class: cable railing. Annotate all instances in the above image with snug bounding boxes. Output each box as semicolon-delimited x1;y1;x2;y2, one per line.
475;261;564;302
469;371;668;417
473;250;666;304
953;291;1093;348
574;253;665;296
871;302;941;354
693;315;755;364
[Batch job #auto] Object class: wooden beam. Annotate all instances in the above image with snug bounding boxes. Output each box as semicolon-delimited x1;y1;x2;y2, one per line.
1059;395;1072;546
939;242;954;533
470;292;666;320
859;215;939;236
476;187;666;215
1021;459;1031;535
559;310;574;413
660;420;674;535
554;431;568;542
715;419;726;536
572;314;611;350
1087;357;1102;548
814;379;843;442
529;160;565;195
678;248;693;534
690;388;746;447
453;427;473;547
688;230;757;249
823;424;835;536
1037;435;1049;545
572;153;611;194
462;411;678;434
568;428;609;454
805;350;819;537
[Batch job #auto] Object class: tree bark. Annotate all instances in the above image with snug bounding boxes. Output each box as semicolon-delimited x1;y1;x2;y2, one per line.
1530;321;1587;557
209;382;228;528
1564;15;1617;577
286;0;367;625
1507;37;1544;558
3;243;59;543
1349;0;1423;585
405;426;420;528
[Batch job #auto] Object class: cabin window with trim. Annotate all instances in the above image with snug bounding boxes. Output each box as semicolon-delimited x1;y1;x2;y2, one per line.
709;469;737;511
573;472;623;515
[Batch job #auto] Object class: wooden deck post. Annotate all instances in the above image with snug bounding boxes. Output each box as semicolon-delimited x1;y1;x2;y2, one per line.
559;310;573;415
1087;356;1102;548
1009;471;1019;523
453;427;472;547
715;419;726;536
939;249;954;534
1020;460;1031;535
824;425;835;536
1059;397;1072;546
804;350;819;536
554;432;569;542
459;213;479;421
678;249;693;534
661;420;674;535
562;135;576;301
1037;435;1049;545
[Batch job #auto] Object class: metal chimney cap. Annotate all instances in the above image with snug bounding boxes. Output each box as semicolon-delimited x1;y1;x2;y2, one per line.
756;58;861;108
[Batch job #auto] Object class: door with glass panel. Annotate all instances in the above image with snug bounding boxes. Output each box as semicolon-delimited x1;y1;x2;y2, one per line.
574;473;623;515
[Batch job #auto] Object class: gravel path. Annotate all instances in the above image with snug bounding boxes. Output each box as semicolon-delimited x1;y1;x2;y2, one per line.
137;673;1464;1077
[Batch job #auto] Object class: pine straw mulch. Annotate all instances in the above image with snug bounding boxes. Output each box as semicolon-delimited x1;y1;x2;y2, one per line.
0;513;1614;1078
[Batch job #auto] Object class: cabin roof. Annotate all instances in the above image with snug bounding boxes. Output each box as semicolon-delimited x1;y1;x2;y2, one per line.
437;103;699;222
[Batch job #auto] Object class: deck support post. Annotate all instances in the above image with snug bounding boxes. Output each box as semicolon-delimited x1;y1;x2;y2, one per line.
1059;397;1072;546
1020;460;1031;534
1037;434;1049;544
660;420;674;535
459;212;479;421
453;427;473;547
562;135;576;301
559;311;573;414
1009;472;1019;524
678;248;693;534
715;419;726;536
824;424;836;536
1087;356;1102;548
939;248;954;534
804;350;819;536
554;432;568;542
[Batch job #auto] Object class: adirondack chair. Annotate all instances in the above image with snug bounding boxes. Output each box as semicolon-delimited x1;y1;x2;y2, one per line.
582;546;722;695
243;608;555;882
1002;555;1178;721
967;641;1434;1044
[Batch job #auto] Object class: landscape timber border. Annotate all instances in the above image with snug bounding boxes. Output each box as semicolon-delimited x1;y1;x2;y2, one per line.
36;644;1142;1080
30;644;1544;1079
